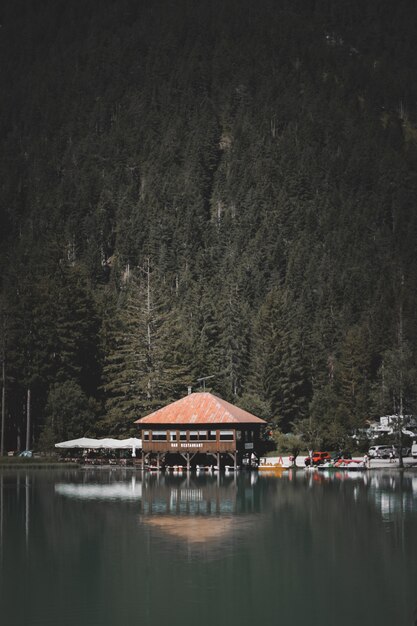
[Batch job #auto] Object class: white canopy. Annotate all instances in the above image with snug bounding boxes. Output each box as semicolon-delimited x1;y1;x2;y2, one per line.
95;438;126;449
55;437;142;450
55;437;103;449
112;437;142;449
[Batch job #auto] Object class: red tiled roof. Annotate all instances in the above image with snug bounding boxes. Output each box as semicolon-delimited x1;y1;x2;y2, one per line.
135;392;266;425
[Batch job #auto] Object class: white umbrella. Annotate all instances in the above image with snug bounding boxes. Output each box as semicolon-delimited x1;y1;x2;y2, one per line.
116;437;142;449
55;437;142;451
121;437;142;456
55;437;102;449
95;438;124;449
95;438;142;450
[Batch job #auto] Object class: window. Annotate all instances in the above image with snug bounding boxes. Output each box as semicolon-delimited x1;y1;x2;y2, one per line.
219;430;234;441
179;431;187;441
169;431;177;442
209;431;217;441
143;431;150;441
151;431;167;441
245;430;254;442
198;431;208;440
189;431;199;441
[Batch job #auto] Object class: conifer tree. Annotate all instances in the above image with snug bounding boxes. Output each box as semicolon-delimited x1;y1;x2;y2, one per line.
218;280;251;400
101;268;156;433
336;323;371;430
101;261;193;433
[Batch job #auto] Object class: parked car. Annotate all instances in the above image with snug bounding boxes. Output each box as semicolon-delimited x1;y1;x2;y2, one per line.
305;451;331;466
18;450;33;458
369;445;410;459
368;445;392;459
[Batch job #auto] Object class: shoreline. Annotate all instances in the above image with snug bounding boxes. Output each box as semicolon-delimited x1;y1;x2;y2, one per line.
260;454;417;470
0;461;80;469
0;456;416;471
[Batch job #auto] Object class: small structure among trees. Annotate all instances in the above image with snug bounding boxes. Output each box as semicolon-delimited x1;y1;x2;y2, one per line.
135;392;266;471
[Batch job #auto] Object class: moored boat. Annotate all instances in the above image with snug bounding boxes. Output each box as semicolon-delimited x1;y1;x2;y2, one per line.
317;459;366;471
258;463;287;472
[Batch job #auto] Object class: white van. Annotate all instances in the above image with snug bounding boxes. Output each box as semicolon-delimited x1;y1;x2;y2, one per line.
368;445;392;458
411;441;417;458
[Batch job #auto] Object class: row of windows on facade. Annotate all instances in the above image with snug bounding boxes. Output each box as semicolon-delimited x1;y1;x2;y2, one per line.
142;430;255;442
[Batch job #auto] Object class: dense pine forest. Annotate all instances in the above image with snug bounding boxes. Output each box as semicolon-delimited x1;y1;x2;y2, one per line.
1;0;417;453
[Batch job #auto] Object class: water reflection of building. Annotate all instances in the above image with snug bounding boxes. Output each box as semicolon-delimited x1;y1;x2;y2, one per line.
142;516;239;544
140;476;238;515
139;475;263;545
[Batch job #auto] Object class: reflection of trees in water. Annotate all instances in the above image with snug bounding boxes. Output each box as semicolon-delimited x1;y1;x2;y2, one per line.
1;469;416;625
258;470;417;596
1;471;277;565
1;469;149;582
367;471;417;518
266;469;417;522
3;470;417;554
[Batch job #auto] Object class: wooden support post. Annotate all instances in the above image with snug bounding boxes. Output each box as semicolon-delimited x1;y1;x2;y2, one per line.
178;452;197;472
226;452;237;472
156;453;160;472
217;452;220;472
207;452;216;473
144;452;151;470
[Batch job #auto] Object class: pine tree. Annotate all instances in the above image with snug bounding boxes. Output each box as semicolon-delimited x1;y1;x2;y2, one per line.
101;261;193;433
218;277;251;399
336;323;372;430
102;268;155;433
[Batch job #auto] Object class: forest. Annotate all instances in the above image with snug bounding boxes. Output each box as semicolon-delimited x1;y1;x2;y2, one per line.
0;0;417;453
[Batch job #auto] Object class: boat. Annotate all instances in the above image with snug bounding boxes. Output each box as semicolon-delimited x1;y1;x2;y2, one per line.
317;459;367;471
258;463;287;472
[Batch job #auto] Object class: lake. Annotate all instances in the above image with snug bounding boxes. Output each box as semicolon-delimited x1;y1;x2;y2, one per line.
0;468;416;626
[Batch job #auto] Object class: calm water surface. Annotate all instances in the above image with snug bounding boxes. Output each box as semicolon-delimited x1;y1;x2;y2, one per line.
0;468;416;626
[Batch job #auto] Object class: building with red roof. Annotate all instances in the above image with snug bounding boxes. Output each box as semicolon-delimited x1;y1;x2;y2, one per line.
134;392;267;471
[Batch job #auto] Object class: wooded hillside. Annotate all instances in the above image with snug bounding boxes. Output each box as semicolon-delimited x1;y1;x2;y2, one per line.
1;0;416;451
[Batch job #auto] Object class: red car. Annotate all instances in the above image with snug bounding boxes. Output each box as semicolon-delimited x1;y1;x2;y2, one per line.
305;451;331;466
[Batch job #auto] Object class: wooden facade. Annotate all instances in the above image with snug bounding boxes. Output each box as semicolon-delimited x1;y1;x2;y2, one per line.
141;427;259;453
